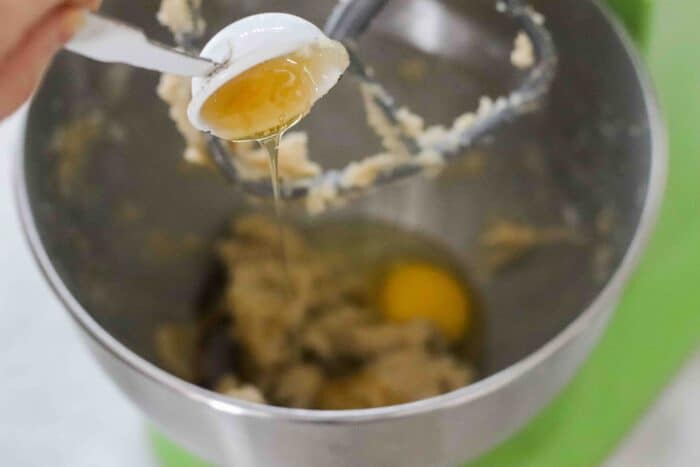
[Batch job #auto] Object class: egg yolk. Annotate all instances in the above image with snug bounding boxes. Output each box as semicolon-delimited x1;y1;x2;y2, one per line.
200;52;317;141
378;261;471;342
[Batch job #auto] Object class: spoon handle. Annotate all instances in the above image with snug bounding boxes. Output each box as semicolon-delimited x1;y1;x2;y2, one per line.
65;12;218;77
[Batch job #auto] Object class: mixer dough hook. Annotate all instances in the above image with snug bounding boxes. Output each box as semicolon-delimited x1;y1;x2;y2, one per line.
181;0;557;202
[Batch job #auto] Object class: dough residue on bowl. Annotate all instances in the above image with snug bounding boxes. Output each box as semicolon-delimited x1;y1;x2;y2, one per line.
157;0;205;36
156;215;476;409
157;74;210;165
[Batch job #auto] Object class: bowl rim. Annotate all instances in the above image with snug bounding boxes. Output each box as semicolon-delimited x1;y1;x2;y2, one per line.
14;0;667;425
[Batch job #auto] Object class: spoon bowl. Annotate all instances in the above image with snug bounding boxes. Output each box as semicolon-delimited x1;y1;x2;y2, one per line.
187;13;349;138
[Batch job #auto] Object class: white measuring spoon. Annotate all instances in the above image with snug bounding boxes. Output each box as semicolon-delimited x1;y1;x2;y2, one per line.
186;13;348;139
66;12;347;138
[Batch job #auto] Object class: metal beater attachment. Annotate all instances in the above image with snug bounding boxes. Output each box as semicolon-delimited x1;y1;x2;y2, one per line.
183;0;557;201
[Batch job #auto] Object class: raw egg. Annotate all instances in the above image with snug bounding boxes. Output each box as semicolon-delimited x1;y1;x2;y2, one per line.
378;261;471;342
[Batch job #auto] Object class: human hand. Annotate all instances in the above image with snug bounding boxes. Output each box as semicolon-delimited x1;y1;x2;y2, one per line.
0;0;101;119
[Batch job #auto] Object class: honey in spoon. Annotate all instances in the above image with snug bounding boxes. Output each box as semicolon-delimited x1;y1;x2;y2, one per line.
199;51;318;206
198;41;347;207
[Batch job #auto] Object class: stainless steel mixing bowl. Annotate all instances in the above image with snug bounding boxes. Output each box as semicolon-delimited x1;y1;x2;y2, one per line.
16;0;665;465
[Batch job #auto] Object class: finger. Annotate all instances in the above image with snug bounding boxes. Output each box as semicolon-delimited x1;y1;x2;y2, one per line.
0;0;100;57
0;6;85;119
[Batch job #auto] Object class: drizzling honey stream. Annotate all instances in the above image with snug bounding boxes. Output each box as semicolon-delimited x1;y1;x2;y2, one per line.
199;51;322;270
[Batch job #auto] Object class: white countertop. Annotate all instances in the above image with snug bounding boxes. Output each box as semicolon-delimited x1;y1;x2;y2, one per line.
0;110;698;466
0;111;153;466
